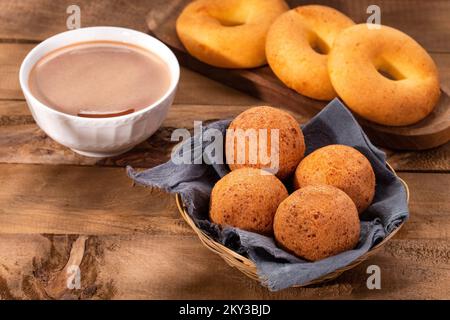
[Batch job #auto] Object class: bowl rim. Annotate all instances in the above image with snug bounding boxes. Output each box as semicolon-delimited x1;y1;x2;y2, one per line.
19;26;180;123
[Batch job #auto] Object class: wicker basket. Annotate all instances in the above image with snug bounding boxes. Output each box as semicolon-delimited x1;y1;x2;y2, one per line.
176;163;409;287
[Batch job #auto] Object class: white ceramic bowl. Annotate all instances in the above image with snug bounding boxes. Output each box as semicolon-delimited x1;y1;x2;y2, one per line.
19;27;179;157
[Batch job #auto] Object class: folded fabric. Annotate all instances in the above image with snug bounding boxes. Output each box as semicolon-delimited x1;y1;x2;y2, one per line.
127;98;409;291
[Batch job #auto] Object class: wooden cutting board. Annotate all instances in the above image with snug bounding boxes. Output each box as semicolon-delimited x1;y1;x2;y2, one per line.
146;0;450;150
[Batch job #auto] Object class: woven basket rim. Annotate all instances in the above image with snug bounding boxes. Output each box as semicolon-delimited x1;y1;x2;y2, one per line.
176;162;409;287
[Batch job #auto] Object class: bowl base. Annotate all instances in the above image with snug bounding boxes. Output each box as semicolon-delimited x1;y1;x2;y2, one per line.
71;147;133;158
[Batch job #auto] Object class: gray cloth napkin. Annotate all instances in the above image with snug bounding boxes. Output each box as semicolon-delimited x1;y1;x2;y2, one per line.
127;98;409;291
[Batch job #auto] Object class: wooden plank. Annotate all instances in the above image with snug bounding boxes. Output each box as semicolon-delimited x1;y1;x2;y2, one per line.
0;43;262;104
394;172;449;241
0;43;31;100
0;163;448;240
0;103;255;168
149;1;450;151
384;144;450;173
0;101;449;171
0;0;155;41
0;40;449;102
2;42;449;150
0;163;192;235
3;48;450;103
293;0;450;53
178;69;262;106
0;0;449;53
0;41;448;110
0;233;448;299
0;0;447;301
435;54;450;94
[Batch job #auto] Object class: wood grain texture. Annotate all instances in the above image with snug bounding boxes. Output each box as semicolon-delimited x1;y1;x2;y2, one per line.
289;0;450;53
0;42;448;169
0;43;262;105
0;233;448;299
0;101;448;171
0;103;252;168
0;163;447;241
1;23;450;101
0;163;190;235
148;0;450;150
395;173;450;241
384;144;450;173
4;41;450;149
0;0;448;52
0;0;155;42
0;0;449;300
0;44;31;100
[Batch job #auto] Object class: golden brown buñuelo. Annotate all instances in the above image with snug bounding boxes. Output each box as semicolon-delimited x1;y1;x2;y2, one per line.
274;185;360;261
293;144;376;214
225;106;305;180
210;168;288;235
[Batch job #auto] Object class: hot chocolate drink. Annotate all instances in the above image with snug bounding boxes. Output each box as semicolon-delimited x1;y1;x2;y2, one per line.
28;41;171;117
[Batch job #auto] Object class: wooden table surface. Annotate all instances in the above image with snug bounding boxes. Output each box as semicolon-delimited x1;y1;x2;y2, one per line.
0;0;449;300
